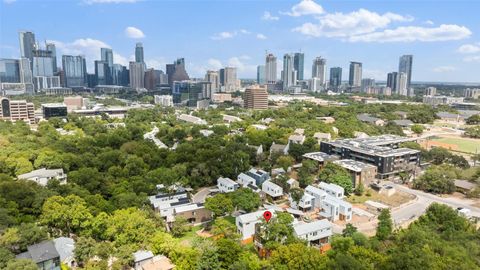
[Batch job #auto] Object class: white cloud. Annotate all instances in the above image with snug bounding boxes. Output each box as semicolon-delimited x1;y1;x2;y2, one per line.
145;57;168;70
239;29;251;34
207;58;223;70
256;34;267;40
463;55;480;62
457;43;480;54
124;26;145;39
227;56;257;75
293;9;413;38
262;11;279;21
348;24;471;42
363;69;387;80
282;0;324;17
425;20;434;25
3;0;17;4
83;0;140;4
48;38;131;73
433;66;457;72
211;31;236;40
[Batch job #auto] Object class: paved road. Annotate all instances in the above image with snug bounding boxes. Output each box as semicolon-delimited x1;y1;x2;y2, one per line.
192;187;212;203
391;184;480;225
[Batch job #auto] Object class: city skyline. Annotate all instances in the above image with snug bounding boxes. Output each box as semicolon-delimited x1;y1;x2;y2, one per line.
1;0;480;83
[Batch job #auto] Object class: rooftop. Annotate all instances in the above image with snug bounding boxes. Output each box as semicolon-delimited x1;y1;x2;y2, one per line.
293;219;332;236
18;168;63;179
303;152;336;162
333;159;377;172
17;240;59;263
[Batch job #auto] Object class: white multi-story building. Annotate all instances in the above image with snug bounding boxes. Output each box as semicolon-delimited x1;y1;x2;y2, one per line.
237;173;256;187
312;57;327;86
265;53;277;84
262;180;283;198
293;219;333;247
154;95;173;107
318;182;344;199
236;210;270;242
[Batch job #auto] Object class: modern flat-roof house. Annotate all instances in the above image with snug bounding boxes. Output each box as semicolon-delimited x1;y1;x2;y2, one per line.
133;250;175;270
236;210;270;243
320;135;420;179
174;203;212;225
18;168;67;186
357;113;385;126
305;185;327;208
149;191;188;204
262;180;283;198
237;172;256;187
222;114;242;123
313;132;332;143
270;142;289;156
17;240;61;270
217;177;239;193
53;237;75;268
321;195;352;221
288;134;306;145
293;219;333;248
318;182;344;199
333;159;377;187
246;168;270;186
290;193;315;211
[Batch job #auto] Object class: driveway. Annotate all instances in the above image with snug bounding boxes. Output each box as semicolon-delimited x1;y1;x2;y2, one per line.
192;187;212;203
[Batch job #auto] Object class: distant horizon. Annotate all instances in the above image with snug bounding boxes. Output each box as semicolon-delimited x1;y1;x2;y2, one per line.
1;0;480;83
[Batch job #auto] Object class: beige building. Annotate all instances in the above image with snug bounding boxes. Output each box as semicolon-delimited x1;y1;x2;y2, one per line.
333;159;377;187
244;85;268;110
0;97;35;124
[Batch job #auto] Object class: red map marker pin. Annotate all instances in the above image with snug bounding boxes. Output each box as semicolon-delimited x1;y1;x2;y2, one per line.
263;211;272;222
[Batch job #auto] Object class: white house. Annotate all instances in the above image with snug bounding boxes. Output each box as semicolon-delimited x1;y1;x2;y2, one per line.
313;132;332;143
287;178;299;190
288;134;306;145
217;177;239;193
318;182;344;199
262;180;283;198
177;114;207;125
223;114;242;123
305;185;327;208
290;193;314;211
236;210;274;243
237;173;256;187
293;220;333;247
18;168;67;186
321;196;352;222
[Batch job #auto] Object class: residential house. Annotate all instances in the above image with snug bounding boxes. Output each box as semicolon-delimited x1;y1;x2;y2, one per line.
287;178;299;190
454;180;477;194
357;114;385;126
237;173;256;187
262;180;283;199
236;210;270;243
17;240;61;270
288;134;306;145
321;196;352;221
173;203;212;225
246;168;271;186
133;250;175;270
317;116;335;124
333;159;377;187
436;111;464;123
18;168;67;186
271;167;286;177
293;219;333;248
53;237;75;268
199;129;214;137
270;142;289;156
217;177;239;193
318;182;344;199
177;114;207;125
290;193;314;211
313;132;332;143
305;185;327;208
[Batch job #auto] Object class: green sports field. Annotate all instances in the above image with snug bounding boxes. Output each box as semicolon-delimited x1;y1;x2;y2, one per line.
430;137;480;154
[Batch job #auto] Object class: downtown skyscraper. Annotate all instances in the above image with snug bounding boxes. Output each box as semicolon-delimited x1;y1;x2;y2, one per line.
293;52;304;81
329;67;342;90
349;62;362;88
257;65;265;84
62;55;87;87
312;57;327;86
265;53;277;84
398;55;413;89
129;61;145;89
282;54;296;91
135;43;144;63
18;31;36;64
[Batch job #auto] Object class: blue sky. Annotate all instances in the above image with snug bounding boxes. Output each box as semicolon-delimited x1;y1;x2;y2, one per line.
1;0;479;83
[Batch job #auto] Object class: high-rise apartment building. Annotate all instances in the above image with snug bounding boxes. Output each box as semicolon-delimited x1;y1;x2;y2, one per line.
94;60;110;86
221;67;237;92
166;58;189;86
361;78;375;93
129;61;145;89
329;67;342;90
135;43;144;63
101;48;113;68
282;54;296;90
465;88;480;99
244;85;268;110
32;49;54;77
0;59;20;83
144;68;157;90
349;62;362;88
265;53;277;84
398;55;413;89
257;65;266;84
62;55;86;87
205;70;220;92
46;43;57;72
112;64;129;86
312;57;327;86
387;72;407;96
19;58;33;85
425;87;437;96
293;52;304;81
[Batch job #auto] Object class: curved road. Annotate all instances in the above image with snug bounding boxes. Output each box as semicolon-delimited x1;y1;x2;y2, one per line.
192;187;212;203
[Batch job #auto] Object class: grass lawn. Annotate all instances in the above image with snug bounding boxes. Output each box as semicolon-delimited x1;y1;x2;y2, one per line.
223;215;236;225
177;225;204;246
431;137;480;154
347;189;415;207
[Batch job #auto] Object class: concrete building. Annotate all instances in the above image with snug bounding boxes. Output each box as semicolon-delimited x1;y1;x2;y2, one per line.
423;95;464;106
349;62;362;88
129;61;145;90
312;57;327;86
154;95;173;107
329;67;342;90
425;86;437;96
205;70;220;92
217;177;240;193
18;168;67;186
244;85;268;110
320;135;420;179
265;53;277;84
0;97;35;124
465;88;480;99
282;54;297;90
398;55;413;89
220;67;237;92
177;114;207;125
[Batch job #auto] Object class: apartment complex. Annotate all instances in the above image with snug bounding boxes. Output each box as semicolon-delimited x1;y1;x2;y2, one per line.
320;135;420;179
